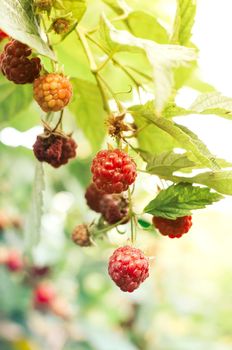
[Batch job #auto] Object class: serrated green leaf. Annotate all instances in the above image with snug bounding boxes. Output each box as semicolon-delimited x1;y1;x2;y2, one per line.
133;102;178;154
126;11;168;43
140;150;196;176
171;0;196;46
99;15;197;112
69;78;107;152
0;76;33;121
0;0;54;59
25;162;45;251
144;183;223;219
130;102;219;170
190;92;232;120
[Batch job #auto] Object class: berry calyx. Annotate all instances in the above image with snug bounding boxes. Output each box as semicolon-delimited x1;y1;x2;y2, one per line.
72;224;92;247
34;283;56;306
108;246;149;292
0;39;41;84
91;149;137;194
6;250;23;272
34;0;53;11
0;29;9;41
52;18;70;34
152;215;192;238
33;132;77;168
100;194;129;224
33;73;72;112
85;182;105;213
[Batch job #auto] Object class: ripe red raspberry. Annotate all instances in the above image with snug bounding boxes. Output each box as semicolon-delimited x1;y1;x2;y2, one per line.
0;39;41;84
0;29;9;41
108;246;149;292
33;73;72;112
85;183;105;213
100;194;129;224
72;224;92;247
91;149;137;194
6;250;23;272
152;215;192;238
34;283;55;306
33;133;77;168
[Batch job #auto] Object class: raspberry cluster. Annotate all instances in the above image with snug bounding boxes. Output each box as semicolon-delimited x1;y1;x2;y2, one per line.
91;149;137;194
33;133;77;168
108;246;149;292
0;39;41;84
72;224;91;247
33;73;73;112
153;215;192;238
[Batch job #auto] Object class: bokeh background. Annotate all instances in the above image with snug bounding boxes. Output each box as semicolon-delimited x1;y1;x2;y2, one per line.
0;1;232;349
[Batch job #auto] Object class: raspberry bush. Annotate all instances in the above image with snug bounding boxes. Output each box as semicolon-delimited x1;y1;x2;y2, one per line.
0;0;231;302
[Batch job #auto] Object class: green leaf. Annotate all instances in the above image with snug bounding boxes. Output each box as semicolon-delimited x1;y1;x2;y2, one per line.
144;183;223;219
140;150;196;176
0;76;33;121
190;92;232;120
99;15;197;112
69;78;107;152
192;171;232;195
163;102;192;118
171;0;197;46
25;162;45;251
130;102;219;170
133;102;178;154
54;0;87;22
0;0;54;59
126;11;168;43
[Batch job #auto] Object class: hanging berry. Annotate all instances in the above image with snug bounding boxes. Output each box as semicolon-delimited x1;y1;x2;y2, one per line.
152;216;192;238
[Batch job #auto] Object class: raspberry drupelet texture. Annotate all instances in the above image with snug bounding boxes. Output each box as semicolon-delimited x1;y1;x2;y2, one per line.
34;283;55;306
72;224;91;247
108;246;149;292
0;40;41;84
33;133;77;168
91;149;137;194
100;194;129;224
85;182;105;213
152;215;192;238
33;73;72;112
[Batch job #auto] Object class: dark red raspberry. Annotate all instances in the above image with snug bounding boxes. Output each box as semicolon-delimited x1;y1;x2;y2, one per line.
91;149;137;194
0;29;9;41
34;283;55;306
108;246;149;292
100;194;129;224
0;39;41;84
85;183;105;213
33;73;72;112
72;224;91;247
33;133;77;168
152;215;192;238
6;250;23;272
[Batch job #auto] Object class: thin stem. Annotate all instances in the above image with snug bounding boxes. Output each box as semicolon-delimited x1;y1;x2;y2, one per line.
76;27;111;113
40;16;57;71
98;74;125;113
53;110;64;132
128;187;136;244
93;217;129;236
